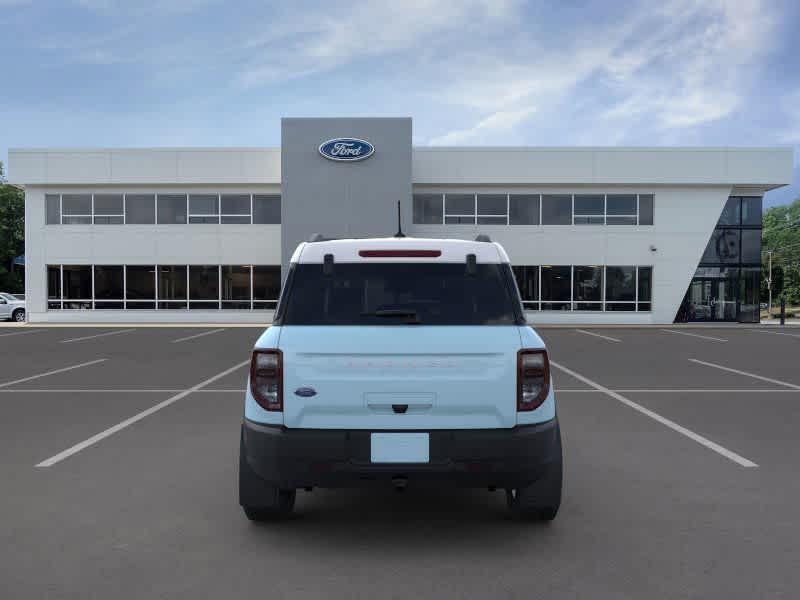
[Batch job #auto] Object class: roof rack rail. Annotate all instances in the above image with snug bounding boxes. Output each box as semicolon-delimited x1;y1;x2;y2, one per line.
474;234;492;243
307;233;329;243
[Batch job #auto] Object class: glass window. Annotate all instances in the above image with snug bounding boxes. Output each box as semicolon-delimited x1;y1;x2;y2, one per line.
46;194;61;225
222;265;251;309
702;229;740;263
606;194;636;215
47;266;61;300
125;194;155;224
512;265;539;309
413;194;443;224
541;195;571;225
541;265;571;310
741;197;762;226
638;194;654;225
221;194;251;224
93;194;124;224
739;267;760;323
157;194;187;224
62;194;92;224
280;263;520;326
509;194;540;225
126;266;155;299
477;194;506;216
253;266;281;309
444;194;475;224
477;194;507;225
606;266;635;301
717;197;741;226
253;194;281;224
638;266;652;310
740;229;761;263
93;266;123;299
62;265;92;299
573;195;604;225
573;266;602;302
158;266;187;308
189;194;219;224
189;265;219;308
637;266;652;302
605;303;636;311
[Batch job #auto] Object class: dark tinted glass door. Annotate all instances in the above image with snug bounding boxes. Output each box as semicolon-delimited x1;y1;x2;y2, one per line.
685;278;737;321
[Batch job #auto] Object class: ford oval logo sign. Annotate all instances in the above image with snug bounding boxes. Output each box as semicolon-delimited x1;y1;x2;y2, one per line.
294;387;317;398
318;138;375;162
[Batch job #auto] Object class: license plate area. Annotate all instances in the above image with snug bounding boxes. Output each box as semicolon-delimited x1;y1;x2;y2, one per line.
370;433;430;463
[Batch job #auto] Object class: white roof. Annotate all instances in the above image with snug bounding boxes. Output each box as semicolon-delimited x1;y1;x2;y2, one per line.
291;237;511;264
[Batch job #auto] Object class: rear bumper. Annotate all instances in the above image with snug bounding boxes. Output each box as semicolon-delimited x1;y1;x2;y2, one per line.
241;417;561;489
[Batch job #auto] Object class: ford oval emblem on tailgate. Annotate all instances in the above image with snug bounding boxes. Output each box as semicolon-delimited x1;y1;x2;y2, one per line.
294;387;317;397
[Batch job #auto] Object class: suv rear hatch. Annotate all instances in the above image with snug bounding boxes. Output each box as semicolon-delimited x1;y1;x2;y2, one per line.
276;260;525;430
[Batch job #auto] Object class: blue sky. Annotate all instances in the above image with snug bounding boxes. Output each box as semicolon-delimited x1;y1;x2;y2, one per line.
1;0;798;206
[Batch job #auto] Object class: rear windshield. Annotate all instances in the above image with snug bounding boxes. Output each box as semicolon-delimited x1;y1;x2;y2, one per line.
277;263;523;326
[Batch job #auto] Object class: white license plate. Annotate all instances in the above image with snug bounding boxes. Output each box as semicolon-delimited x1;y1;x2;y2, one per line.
370;433;430;463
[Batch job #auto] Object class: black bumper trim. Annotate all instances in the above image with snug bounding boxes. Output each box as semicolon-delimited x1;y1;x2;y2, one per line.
242;418;561;489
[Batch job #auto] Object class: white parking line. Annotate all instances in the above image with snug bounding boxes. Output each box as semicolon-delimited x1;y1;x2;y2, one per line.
0;329;44;338
689;358;800;390
747;329;800;338
35;359;250;468
60;329;136;344
0;359;108;389
171;328;226;343
0;388;246;393
560;388;800;394
660;329;727;342
575;329;621;343
551;360;758;468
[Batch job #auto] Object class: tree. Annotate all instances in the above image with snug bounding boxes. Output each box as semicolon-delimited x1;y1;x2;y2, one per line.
762;198;800;305
0;161;25;293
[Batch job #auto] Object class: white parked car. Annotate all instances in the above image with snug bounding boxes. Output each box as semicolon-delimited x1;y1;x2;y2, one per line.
0;293;26;322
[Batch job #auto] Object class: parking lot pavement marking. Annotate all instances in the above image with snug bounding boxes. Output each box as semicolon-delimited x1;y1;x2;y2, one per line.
35;359;250;468
0;329;44;338
0;359;108;389
689;358;800;390
660;329;728;342
0;388;246;393
551;359;759;468
59;329;136;344
171;328;227;343
747;329;800;338
559;388;800;393
574;329;622;343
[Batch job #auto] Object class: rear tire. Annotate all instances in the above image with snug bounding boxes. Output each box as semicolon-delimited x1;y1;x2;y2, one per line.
506;425;562;521
12;309;25;322
239;430;295;521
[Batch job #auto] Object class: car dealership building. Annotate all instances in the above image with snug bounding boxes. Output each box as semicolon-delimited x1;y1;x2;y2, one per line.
8;117;794;324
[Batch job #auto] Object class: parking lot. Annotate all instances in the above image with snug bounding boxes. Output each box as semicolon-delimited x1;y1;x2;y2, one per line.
1;324;799;599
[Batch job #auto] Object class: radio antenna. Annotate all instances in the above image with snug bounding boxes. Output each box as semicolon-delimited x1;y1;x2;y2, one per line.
394;200;406;238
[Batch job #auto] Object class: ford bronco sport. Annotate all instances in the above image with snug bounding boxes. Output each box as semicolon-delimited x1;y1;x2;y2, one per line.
239;236;562;520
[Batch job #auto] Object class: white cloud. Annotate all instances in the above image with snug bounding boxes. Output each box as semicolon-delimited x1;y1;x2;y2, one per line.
429;107;536;145
428;0;779;144
237;0;519;88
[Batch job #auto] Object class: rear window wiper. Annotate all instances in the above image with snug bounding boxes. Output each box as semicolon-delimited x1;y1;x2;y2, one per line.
361;309;422;324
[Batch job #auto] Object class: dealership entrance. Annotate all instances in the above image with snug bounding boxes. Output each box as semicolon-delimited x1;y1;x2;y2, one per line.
675;196;762;324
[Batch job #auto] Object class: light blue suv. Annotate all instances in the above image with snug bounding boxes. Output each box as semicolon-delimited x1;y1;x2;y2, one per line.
239;236;562;520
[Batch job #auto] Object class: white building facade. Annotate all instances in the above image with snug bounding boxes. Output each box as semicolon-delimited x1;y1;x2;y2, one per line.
9;118;794;325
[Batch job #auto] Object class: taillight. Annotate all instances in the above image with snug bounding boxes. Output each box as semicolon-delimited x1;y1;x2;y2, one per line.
517;349;550;411
358;249;441;257
250;349;282;411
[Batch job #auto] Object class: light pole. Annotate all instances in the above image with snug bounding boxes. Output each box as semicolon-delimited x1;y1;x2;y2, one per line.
767;250;772;319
